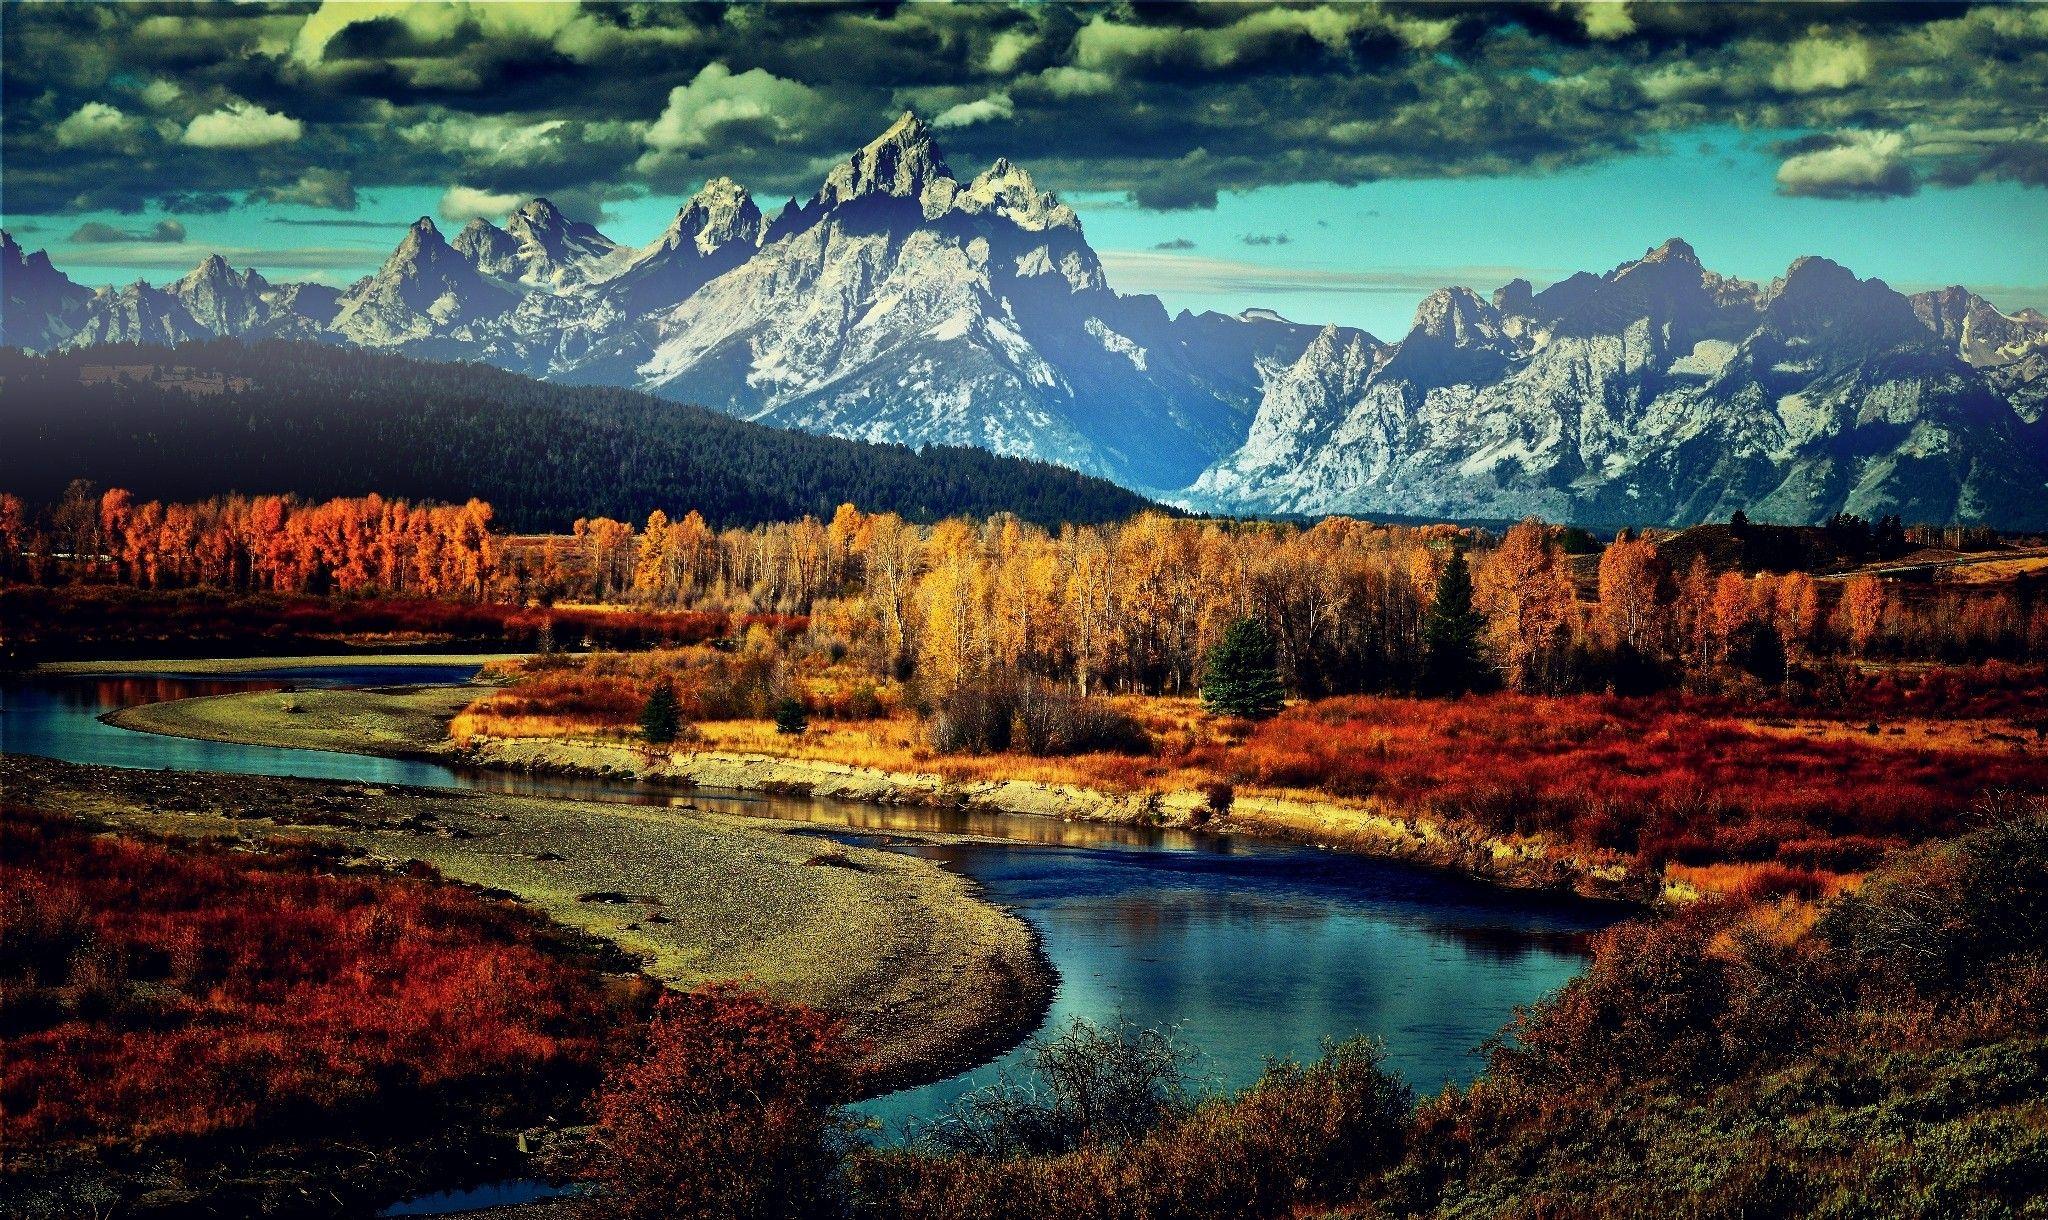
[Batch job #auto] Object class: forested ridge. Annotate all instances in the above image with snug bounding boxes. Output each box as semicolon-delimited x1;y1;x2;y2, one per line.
0;342;1156;531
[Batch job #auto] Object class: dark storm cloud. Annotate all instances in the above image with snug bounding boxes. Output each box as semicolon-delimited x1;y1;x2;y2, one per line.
3;2;2043;217
158;192;236;214
69;219;187;244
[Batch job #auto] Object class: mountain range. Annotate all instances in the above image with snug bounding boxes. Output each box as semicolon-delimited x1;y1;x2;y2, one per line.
6;112;2047;528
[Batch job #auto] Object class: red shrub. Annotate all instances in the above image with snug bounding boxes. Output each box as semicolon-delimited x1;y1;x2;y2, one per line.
0;809;635;1153
582;984;861;1220
1200;693;2048;871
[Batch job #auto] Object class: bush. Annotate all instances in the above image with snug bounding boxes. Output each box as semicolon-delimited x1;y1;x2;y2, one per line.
919;1018;1195;1159
582;985;859;1220
854;1034;1410;1220
775;697;810;736
929;673;1150;758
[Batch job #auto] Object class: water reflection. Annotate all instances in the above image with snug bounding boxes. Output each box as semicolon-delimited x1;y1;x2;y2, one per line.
855;839;1616;1136
4;668;1623;1143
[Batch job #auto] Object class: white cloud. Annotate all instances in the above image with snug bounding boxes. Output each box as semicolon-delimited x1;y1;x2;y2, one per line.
438;185;526;223
139;79;183;109
292;0;580;65
1772;37;1873;94
1577;3;1637;41
55;102;137;148
1775;130;1915;198
933;92;1014;130
1037;66;1115;98
642;62;817;154
182;101;303;149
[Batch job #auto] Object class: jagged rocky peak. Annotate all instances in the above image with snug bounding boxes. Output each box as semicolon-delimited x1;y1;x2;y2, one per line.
1639;236;1701;266
505;197;615;255
818;110;956;217
1910;284;2048;368
662;176;764;255
1765;255;1927;347
1409;285;1503;343
1493;278;1535;316
1911;284;1979;343
957;156;1080;232
173;253;266;292
453;216;520;266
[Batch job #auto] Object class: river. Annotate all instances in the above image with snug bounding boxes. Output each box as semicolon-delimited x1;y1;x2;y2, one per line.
3;665;1620;1198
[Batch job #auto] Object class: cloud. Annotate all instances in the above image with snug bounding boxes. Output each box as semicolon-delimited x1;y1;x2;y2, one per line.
642;62;819;155
53;243;389;273
183;101;303;149
933;92;1014;130
1152;237;1196;250
1099;250;1570;304
68;219;186;244
3;2;2044;216
439;185;524;223
1776;130;1917;199
158;191;235;214
1771;37;1873;95
55;102;138;148
1241;232;1291;247
269;216;401;230
247;169;359;210
1577;3;1637;41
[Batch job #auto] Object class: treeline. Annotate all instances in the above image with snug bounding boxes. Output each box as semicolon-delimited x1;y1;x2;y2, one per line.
0;341;1155;531
555;508;2044;697
9;485;2044;695
3;483;497;600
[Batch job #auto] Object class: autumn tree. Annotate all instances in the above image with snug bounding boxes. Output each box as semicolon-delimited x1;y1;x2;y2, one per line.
1201;617;1286;719
1596;531;1670;658
1474;520;1577;693
1841;575;1888;657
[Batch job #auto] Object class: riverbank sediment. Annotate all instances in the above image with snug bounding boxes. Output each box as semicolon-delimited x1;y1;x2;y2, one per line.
2;754;1051;1094
107;680;1671;905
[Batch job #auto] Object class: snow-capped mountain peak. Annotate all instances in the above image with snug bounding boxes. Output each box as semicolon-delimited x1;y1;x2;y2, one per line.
957;158;1080;232
818;110;956;217
658;177;763;257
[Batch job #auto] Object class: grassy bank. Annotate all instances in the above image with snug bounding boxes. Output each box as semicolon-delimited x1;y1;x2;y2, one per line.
2;755;1050;1093
112;681;481;756
109;681;1655;902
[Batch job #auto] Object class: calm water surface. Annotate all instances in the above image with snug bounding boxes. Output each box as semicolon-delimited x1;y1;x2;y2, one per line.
3;666;1620;1172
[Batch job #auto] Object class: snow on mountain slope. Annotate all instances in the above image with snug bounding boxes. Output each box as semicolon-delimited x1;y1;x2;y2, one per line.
1188;245;2048;529
5;114;2043;526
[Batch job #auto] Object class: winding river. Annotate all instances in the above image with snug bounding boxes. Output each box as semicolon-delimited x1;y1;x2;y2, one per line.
3;666;1620;1156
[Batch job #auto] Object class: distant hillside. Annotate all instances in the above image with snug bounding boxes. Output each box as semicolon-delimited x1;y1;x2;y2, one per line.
0;341;1157;530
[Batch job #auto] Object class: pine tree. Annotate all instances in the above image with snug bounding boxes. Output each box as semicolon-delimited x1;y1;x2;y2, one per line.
1420;549;1486;696
1200;617;1286;719
639;676;681;744
774;697;809;736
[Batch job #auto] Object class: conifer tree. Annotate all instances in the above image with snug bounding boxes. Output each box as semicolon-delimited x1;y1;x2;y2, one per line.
640;676;681;744
774;697;809;736
1200;618;1286;719
1421;550;1486;696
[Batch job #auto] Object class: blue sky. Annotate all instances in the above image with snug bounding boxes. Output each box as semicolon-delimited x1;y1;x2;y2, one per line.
13;124;2043;342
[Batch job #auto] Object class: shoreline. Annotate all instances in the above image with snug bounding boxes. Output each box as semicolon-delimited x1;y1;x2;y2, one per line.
103;678;1670;906
2;753;1053;1098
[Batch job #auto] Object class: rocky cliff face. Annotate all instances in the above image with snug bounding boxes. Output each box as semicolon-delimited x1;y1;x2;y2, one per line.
9;115;2044;526
1189;244;2048;529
